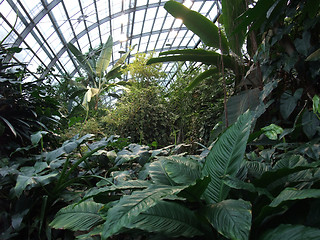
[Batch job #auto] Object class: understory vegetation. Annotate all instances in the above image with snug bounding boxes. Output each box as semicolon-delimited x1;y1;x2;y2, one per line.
1;0;320;239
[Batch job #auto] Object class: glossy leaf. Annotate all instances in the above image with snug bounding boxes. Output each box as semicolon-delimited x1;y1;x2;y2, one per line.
164;1;229;52
269;188;320;207
31;131;47;145
202;111;252;203
260;224;320;240
204;199;252;240
280;89;303;120
261;124;284;140
225;88;260;126
306;48;320;61
148;159;176;186
96;35;113;77
14;173;58;197
223;175;273;199
148;156;201;186
129;201;204;237
148;49;235;71
101;185;186;239
302;110;320;139
313;95;320;114
50;201;103;231
67;42;94;77
82;180;150;202
0;116;17;137
186;68;219;91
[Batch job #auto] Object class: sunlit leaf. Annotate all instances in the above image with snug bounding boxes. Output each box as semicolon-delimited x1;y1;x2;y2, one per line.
164;1;229;52
96;35;113;77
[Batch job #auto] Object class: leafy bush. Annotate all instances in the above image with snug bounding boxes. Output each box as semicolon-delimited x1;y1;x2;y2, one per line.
103;83;173;146
0;44;61;155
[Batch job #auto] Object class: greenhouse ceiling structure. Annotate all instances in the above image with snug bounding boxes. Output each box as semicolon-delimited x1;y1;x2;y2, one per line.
0;0;221;85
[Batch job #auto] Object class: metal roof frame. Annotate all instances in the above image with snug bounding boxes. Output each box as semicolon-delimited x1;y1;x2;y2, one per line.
0;0;221;86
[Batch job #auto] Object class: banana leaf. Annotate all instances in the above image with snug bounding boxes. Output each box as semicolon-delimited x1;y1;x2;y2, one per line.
96;35;113;78
67;42;95;78
164;1;229;52
147;49;236;71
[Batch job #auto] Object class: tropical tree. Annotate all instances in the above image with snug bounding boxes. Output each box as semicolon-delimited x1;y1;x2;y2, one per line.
67;36;129;111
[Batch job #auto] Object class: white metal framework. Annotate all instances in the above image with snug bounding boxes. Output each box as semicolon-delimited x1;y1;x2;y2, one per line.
0;0;221;85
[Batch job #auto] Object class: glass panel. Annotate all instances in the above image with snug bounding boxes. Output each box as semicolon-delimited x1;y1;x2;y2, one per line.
132;21;143;35
145;8;157;21
25;33;38;50
143;19;152;33
136;0;148;7
19;0;42;18
37;15;54;39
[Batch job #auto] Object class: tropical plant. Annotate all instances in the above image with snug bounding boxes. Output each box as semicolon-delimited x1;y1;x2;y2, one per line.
51;107;320;240
147;0;260;126
100;52;173;146
0;132;126;239
50;111;252;239
0;43;61;155
67;36;130;111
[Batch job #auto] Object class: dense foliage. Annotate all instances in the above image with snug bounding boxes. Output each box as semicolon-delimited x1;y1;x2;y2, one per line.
1;0;320;239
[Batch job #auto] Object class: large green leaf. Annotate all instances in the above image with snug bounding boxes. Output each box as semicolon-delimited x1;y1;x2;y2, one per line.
50;201;103;231
14;172;58;197
225;88;260;126
129;201;204;237
280;89;303;120
67;42;94;77
82;180;150;202
148;156;201;186
269;188;320;207
164;1;228;52
306;48;320;61
204;199;252;240
96;35;113;78
221;0;246;56
223;175;273;200
186;68;220;91
260;224;320;240
235;0;277;34
202;111;252;203
302;110;320;139
101;185;186;239
148;159;176;186
147;49;235;71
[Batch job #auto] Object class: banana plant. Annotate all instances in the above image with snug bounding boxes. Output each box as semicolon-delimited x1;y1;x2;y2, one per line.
68;35;130;110
147;0;249;90
147;1;265;127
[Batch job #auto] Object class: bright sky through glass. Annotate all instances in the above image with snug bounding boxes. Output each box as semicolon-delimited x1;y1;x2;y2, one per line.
0;0;220;85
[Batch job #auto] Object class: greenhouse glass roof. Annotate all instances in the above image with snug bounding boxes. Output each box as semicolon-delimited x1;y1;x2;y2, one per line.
0;0;220;85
